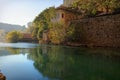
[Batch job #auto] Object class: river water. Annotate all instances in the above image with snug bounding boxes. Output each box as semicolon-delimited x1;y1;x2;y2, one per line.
0;42;120;80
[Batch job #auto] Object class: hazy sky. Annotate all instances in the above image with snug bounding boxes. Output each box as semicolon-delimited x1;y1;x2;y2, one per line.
0;0;63;26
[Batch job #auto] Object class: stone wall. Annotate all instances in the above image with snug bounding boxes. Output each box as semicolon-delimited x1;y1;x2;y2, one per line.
70;14;120;47
63;10;80;24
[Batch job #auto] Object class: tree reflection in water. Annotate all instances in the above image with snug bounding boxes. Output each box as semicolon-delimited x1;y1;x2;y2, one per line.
28;45;120;80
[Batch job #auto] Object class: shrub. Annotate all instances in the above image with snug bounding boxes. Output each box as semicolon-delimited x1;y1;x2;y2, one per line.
49;22;66;44
6;31;22;43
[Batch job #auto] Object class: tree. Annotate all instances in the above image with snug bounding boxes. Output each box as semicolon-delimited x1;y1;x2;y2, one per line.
6;30;22;43
97;0;120;13
72;0;120;15
33;7;56;40
32;27;39;39
72;0;97;16
49;22;66;44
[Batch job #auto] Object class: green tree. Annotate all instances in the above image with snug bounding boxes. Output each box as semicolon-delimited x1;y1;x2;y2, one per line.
6;30;22;43
72;0;98;16
33;7;56;40
49;22;66;44
32;27;39;39
72;0;120;15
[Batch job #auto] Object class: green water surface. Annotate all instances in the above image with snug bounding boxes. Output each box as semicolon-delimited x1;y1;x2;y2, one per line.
0;43;120;80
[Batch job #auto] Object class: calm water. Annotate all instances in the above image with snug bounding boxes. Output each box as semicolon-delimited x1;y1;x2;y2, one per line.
0;43;120;80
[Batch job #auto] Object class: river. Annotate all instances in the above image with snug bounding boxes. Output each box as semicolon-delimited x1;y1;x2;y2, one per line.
0;42;120;80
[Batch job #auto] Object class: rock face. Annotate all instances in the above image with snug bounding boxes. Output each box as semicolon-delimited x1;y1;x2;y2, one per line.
70;14;120;47
0;73;6;80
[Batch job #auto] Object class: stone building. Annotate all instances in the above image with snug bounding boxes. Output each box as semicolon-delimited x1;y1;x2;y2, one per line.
52;6;81;25
45;0;81;43
51;0;81;25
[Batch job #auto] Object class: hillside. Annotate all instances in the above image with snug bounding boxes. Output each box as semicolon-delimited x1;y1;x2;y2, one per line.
0;22;26;32
0;22;26;42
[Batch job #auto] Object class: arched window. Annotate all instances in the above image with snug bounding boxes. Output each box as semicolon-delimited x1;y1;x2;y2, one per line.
61;13;64;18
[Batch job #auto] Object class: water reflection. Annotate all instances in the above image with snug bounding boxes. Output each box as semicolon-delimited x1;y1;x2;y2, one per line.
0;43;120;80
0;42;38;48
28;45;120;80
0;46;46;80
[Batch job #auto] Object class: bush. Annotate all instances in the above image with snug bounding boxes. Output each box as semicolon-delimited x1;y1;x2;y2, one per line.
72;0;120;15
49;22;66;44
33;7;56;40
6;31;23;43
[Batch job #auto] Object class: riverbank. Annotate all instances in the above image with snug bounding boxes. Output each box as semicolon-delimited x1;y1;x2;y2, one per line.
65;42;120;48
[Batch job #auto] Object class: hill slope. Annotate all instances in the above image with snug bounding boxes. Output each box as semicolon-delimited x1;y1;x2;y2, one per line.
0;22;26;32
0;22;26;42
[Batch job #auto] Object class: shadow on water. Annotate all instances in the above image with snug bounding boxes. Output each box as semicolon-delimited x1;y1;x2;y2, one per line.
28;45;120;80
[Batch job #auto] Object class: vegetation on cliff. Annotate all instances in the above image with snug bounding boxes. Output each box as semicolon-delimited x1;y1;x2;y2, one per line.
33;7;56;40
31;7;66;44
72;0;120;16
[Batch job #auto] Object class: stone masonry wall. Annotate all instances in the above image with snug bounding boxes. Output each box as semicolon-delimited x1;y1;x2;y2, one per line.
70;14;120;47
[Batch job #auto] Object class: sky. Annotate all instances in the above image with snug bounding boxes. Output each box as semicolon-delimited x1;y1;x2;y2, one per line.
0;0;63;26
